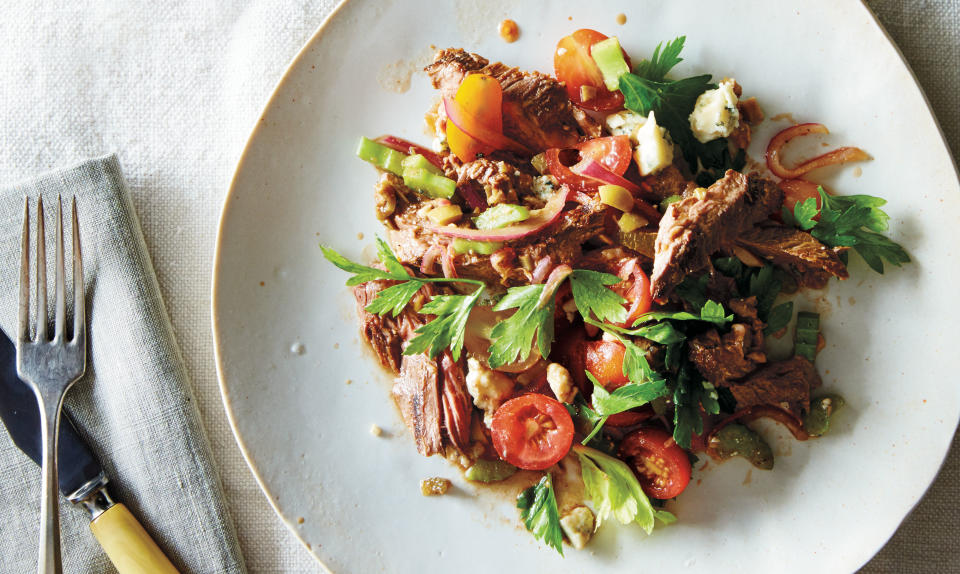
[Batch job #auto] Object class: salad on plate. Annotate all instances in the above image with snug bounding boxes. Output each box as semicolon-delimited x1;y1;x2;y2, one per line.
322;29;909;554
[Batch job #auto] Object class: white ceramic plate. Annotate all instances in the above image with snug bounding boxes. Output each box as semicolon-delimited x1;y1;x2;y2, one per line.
213;1;960;572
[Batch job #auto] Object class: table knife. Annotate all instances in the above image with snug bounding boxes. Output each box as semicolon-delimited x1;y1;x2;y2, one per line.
0;331;178;573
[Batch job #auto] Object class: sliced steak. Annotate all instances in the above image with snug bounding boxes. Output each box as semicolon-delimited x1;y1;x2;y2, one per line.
726;356;821;417
394;353;444;457
651;170;782;299
353;277;433;372
440;352;473;452
426;48;598;152
735;225;849;289
689;324;766;385
643;164;696;201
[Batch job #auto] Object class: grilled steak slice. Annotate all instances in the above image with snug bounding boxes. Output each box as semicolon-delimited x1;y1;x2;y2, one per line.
440;352;473;452
426;48;598;152
735;225;849;289
651;170;782;299
689;324;766;385
644;165;696;201
726;356;821;417
353;277;433;372
394;353;444;457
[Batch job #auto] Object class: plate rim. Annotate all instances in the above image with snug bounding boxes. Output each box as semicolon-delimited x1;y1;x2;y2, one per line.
210;1;960;571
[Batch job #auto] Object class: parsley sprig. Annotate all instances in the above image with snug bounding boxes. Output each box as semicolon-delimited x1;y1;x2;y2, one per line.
574;445;676;532
617;36;742;183
517;473;564;556
321;239;486;360
784;187;910;274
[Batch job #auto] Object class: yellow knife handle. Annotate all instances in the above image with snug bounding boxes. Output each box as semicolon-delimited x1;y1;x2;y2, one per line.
89;503;180;574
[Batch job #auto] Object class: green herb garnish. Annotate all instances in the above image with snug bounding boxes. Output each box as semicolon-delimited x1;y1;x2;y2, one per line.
634;299;733;327
517;473;564;556
617;36;737;182
574;445;675;533
322;238;486;360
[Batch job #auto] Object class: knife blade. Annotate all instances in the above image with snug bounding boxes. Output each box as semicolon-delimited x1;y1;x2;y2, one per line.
0;331;179;573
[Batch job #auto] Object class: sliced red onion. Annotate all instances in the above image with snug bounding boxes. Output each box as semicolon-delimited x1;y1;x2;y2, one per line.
458;182;488;211
531;256;553;284
420;245;442;275
442;96;532;155
571;157;644;193
429;188;567;241
441;245;458;279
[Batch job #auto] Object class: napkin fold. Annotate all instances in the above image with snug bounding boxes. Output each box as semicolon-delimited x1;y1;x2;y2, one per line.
0;156;245;573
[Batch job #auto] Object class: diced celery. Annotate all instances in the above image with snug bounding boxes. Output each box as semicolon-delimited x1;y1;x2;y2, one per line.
617;212;648;233
796;312;820;332
618;229;657;258
452;238;504;255
464;459;517;482
402;167;456;199
401;153;443;175
795;343;818;362
474;204;530;230
530;153;548;175
356;136;405;176
426;204;463;225
659;194;682;211
803;394;845;437
598;184;635;212
591;37;630;91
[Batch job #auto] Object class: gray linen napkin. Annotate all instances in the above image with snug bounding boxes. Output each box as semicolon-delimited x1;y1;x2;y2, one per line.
0;156;245;573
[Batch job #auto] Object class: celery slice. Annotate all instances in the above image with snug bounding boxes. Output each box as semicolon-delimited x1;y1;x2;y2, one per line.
452;238;504;255
474;204;530;230
402;167;456;199
591;37;630;91
356;136;405;176
402;153;443;176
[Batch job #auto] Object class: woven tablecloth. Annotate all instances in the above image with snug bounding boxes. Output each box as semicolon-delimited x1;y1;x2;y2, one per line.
0;1;956;572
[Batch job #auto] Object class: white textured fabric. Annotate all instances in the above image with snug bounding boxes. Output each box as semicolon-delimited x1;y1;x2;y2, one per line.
0;157;246;573
0;1;955;573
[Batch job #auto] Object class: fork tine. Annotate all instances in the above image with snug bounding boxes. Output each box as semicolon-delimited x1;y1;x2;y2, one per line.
18;197;30;343
54;196;66;342
72;197;85;347
35;196;47;342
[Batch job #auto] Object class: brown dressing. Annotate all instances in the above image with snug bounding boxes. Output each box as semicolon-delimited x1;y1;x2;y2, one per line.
499;19;519;43
616;13;627;25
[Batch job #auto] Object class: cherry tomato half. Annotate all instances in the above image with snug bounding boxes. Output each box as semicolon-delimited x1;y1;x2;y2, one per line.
544;135;633;190
618;427;692;499
554;29;631;112
584;340;629;390
778;178;828;219
491;394;575;470
612;258;653;327
604;406;654;427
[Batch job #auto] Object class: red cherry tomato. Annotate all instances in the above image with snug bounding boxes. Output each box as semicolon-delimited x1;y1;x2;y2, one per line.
490;394;575;470
612;258;653;327
554;29;631;112
550;325;589;394
604;406;654;427
618;427;692;499
584;340;629;390
544;135;633;190
779;178;825;217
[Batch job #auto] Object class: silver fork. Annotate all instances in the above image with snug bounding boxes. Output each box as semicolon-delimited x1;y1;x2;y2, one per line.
16;196;87;574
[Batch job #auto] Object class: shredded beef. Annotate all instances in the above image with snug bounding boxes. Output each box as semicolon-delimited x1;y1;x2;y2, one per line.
735;225;849;289
651;170;782;299
727;356;821;417
393;354;444;456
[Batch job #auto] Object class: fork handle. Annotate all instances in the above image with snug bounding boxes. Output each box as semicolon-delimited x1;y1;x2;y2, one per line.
36;391;64;574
